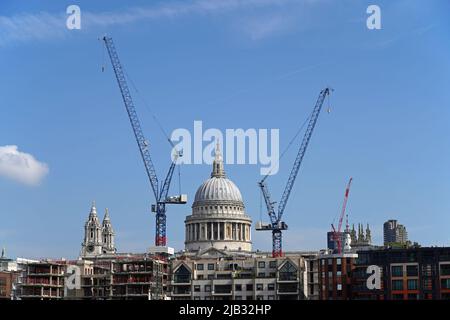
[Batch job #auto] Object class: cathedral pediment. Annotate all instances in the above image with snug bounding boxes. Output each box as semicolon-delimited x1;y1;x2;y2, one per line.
196;247;230;258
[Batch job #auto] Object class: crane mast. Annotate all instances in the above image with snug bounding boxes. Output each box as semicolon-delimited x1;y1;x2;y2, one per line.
331;177;353;254
102;36;186;249
257;87;332;257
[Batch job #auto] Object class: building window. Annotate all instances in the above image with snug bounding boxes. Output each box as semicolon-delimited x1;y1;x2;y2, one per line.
208;264;215;271
246;284;253;291
269;261;277;268
235;284;242;291
256;295;264;300
256;284;263;291
197;275;204;280
268;284;275;291
406;265;418;277
267;295;275;300
207;274;214;280
196;264;204;271
337;284;342;291
407;293;418;300
441;278;450;289
258;261;266;268
247;295;253;300
235;296;242;300
407;279;418;290
258;272;265;278
194;297;201;300
391;265;403;277
278;261;297;281
173;265;191;283
392;280;403;290
440;264;450;276
336;258;341;265
194;285;200;292
205;285;211;292
392;294;404;300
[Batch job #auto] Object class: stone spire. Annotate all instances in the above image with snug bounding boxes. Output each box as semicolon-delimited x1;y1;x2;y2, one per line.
102;208;116;255
211;141;226;178
358;223;364;242
103;208;110;222
89;201;98;219
350;224;357;243
366;223;372;244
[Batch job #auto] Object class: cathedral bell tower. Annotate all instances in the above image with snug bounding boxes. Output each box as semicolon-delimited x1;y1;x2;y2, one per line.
81;202;104;258
101;208;116;255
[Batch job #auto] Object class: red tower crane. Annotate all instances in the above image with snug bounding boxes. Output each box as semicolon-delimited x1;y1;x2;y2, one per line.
331;177;353;254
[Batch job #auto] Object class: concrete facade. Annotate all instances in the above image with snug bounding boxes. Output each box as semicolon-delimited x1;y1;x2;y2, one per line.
169;248;318;300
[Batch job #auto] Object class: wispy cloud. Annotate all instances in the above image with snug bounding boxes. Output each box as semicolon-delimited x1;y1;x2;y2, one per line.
0;0;322;46
238;13;296;40
375;23;437;48
0;145;49;186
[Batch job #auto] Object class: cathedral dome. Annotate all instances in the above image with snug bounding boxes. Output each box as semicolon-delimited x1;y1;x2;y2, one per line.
194;177;243;204
185;142;252;253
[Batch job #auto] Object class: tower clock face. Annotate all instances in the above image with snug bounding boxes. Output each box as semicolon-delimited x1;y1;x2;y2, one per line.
87;245;95;253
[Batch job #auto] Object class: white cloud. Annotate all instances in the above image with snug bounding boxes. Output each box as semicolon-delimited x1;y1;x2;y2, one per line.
0;145;49;186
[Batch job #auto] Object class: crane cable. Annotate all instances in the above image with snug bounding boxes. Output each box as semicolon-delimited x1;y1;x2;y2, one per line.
124;70;174;148
261;91;332;182
123;70;184;195
260;108;314;181
101;45;183;193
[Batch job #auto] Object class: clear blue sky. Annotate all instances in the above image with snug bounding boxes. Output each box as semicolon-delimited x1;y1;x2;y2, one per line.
1;0;449;259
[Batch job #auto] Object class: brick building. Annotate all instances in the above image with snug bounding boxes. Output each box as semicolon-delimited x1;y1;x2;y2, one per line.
318;252;358;300
352;247;450;300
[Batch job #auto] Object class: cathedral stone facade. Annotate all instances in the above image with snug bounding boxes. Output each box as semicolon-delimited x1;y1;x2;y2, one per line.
185;143;252;253
81;202;116;258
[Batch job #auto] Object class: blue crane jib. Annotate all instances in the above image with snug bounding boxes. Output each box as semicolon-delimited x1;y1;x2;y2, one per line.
257;87;332;257
102;36;186;248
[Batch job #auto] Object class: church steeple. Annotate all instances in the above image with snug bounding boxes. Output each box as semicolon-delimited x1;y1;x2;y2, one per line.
211;141;226;178
81;201;103;258
366;223;372;244
102;208;116;255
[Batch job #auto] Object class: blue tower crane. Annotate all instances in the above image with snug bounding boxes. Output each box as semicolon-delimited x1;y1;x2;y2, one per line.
102;36;186;250
256;87;332;257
